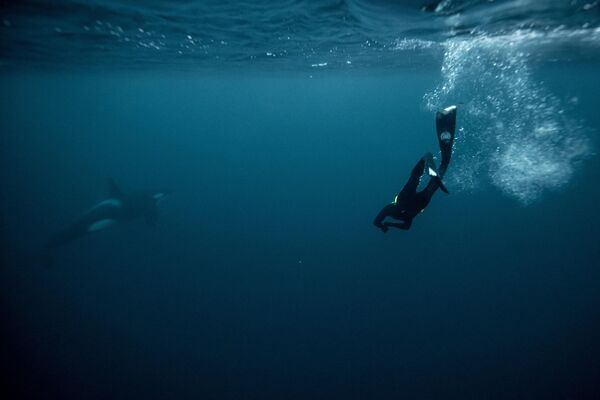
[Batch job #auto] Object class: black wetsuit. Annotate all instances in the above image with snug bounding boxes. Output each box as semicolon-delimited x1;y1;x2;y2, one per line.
373;153;448;231
374;106;456;232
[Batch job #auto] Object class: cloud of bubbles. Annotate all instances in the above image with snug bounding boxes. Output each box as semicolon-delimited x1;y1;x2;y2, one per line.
424;33;591;204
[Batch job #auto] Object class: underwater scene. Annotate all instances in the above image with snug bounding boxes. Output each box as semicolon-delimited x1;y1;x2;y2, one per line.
1;1;600;399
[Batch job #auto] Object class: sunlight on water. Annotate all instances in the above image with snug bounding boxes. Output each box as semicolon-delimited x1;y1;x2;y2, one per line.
423;31;592;204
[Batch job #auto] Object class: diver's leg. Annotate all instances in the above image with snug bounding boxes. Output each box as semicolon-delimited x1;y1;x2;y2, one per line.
439;146;451;177
412;188;436;214
419;174;446;198
399;156;426;196
418;152;449;197
423;152;440;178
421;180;437;199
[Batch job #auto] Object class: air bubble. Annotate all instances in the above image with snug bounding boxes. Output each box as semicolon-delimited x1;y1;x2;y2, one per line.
424;34;591;203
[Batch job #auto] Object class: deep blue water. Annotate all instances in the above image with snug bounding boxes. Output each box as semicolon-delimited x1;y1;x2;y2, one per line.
2;1;600;399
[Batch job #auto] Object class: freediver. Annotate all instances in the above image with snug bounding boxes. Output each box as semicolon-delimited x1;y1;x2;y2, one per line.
42;178;168;265
373;105;457;232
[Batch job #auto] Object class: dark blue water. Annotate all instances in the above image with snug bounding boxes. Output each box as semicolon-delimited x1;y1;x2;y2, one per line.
2;1;600;399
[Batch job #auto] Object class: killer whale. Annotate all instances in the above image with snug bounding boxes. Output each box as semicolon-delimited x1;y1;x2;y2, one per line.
42;178;167;265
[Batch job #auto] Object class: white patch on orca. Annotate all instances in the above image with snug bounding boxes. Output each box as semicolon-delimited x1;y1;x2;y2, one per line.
152;193;166;204
98;199;122;208
87;219;116;232
428;167;438;177
88;198;122;212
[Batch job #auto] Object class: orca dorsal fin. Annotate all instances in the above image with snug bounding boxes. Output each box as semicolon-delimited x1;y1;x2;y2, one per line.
107;178;123;198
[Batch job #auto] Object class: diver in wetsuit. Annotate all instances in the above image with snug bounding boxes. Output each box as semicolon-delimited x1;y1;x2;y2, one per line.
373;105;457;232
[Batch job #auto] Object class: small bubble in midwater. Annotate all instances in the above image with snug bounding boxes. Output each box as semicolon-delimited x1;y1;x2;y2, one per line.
2;20;11;27
83;25;90;31
346;60;352;64
138;28;144;33
54;27;62;33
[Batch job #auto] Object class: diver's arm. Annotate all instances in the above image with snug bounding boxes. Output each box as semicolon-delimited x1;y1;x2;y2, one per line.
384;218;412;231
373;204;394;232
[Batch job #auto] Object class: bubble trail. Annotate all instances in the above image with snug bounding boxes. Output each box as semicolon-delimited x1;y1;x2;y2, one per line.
424;33;592;204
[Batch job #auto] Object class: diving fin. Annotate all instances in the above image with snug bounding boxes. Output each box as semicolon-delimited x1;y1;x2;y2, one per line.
435;105;457;168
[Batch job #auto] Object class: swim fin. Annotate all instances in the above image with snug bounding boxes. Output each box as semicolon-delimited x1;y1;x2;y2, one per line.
435;105;457;170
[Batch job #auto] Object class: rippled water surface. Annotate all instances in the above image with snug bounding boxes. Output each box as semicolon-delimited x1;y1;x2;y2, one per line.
2;0;600;70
